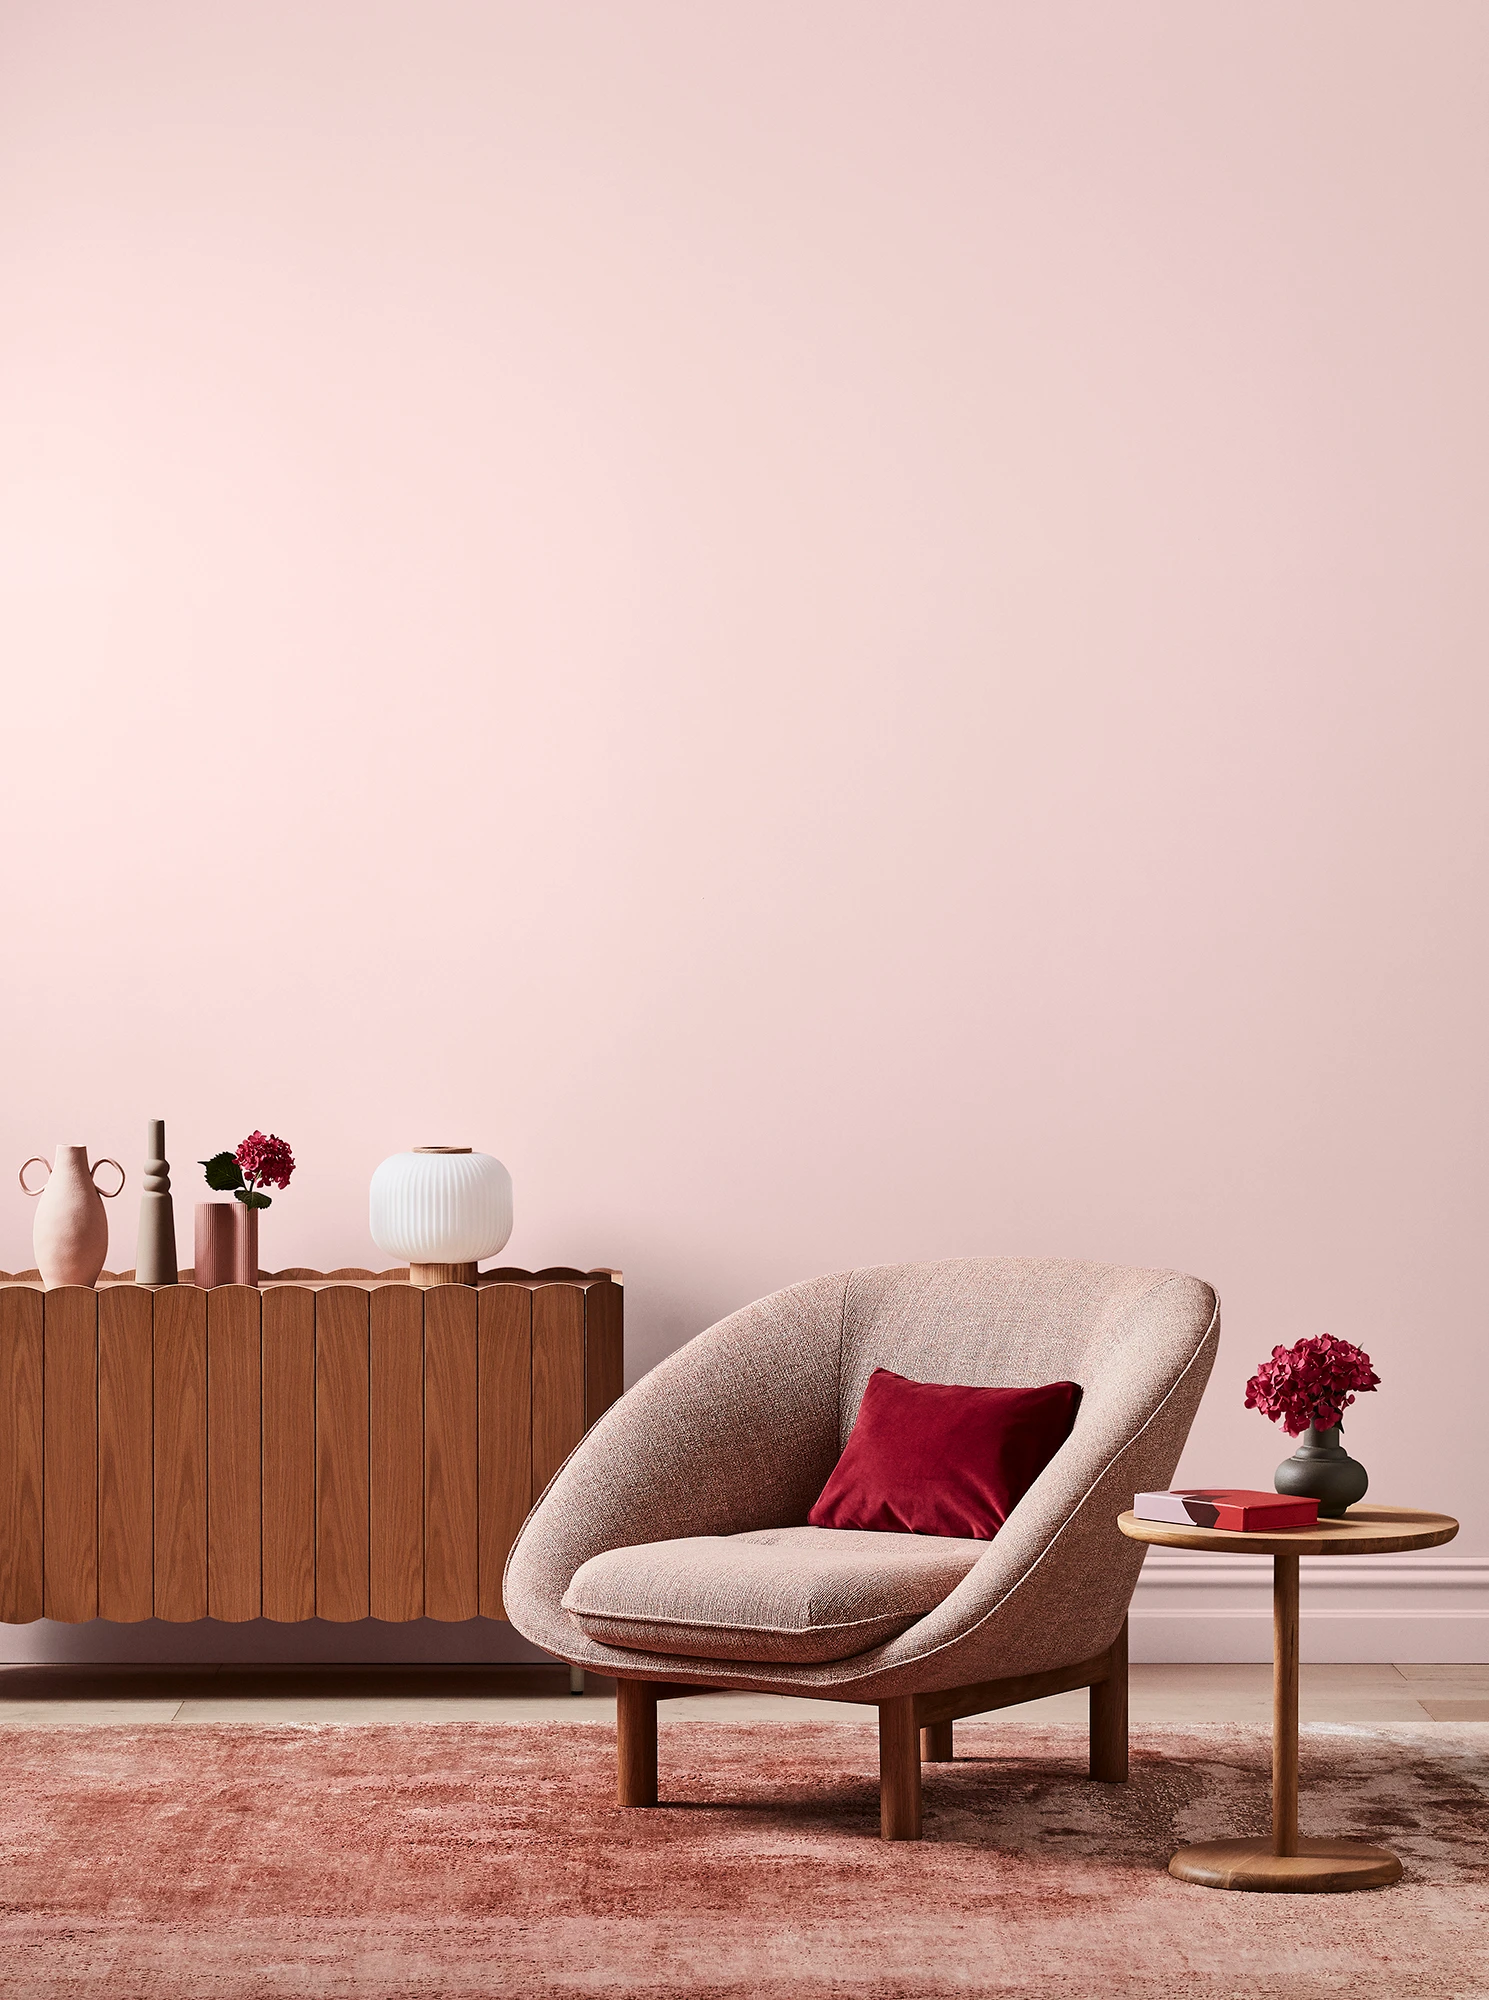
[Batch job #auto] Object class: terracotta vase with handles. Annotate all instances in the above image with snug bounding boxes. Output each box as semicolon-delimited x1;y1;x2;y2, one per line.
20;1146;126;1288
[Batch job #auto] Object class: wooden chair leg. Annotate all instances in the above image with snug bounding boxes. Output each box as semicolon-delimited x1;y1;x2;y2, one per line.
920;1719;954;1762
617;1679;659;1806
879;1696;923;1839
1089;1616;1129;1783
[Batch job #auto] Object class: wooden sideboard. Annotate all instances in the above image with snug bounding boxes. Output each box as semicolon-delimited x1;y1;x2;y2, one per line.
0;1268;621;1625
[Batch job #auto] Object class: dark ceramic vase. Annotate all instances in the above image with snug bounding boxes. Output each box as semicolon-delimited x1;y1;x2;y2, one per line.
1273;1423;1368;1518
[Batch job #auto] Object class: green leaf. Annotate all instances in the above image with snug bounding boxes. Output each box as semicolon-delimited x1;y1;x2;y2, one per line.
201;1152;244;1192
235;1189;272;1209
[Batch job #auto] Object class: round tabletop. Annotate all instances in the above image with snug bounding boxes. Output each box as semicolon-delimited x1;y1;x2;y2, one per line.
1117;1501;1457;1558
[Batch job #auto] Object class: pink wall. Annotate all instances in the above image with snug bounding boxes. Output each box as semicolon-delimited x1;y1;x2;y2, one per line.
2;3;1486;1659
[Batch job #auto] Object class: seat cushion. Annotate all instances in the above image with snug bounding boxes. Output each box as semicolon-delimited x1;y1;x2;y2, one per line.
561;1525;986;1663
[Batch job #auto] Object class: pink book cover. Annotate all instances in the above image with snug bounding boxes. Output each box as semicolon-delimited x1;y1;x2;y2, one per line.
1134;1488;1320;1531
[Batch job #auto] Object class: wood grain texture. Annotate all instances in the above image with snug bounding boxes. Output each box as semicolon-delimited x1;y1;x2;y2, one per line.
316;1286;370;1621
1117;1503;1458;1557
1273;1552;1300;1855
261;1287;315;1622
1161;1541;1409;1893
370;1285;423;1622
532;1284;585;1498
1089;1617;1129;1782
424;1285;478;1621
1;1269;616;1629
616;1679;659;1807
8;1266;610;1289
478;1284;532;1618
207;1286;262;1621
583;1279;624;1429
153;1286;208;1620
43;1287;98;1622
912;1649;1115;1729
920;1721;954;1762
98;1286;153;1621
877;1696;922;1840
409;1261;477;1288
1167;1834;1403;1893
0;1287;43;1622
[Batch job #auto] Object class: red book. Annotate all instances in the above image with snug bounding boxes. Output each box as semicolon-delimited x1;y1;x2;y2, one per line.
1133;1488;1319;1531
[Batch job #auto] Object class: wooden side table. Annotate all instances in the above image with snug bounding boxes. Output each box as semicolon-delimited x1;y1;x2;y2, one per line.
1118;1503;1458;1892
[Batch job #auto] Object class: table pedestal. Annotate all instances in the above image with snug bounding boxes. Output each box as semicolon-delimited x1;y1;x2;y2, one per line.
1168;1551;1402;1893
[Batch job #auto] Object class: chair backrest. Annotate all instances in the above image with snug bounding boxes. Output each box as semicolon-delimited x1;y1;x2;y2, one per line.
838;1257;1208;1445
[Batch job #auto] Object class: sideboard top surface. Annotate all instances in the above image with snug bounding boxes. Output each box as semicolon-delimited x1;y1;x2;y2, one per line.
0;1266;621;1293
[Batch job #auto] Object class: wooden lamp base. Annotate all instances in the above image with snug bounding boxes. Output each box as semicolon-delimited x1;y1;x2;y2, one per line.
1169;1836;1402;1893
408;1261;478;1287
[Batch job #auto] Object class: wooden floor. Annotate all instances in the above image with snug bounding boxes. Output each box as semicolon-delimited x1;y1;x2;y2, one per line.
0;1661;1483;1726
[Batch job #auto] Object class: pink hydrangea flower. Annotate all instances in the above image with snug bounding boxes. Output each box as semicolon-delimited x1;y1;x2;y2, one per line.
1244;1334;1380;1437
236;1131;296;1192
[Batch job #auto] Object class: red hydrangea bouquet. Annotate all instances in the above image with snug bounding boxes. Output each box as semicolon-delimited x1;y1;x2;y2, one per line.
1244;1335;1379;1437
1247;1334;1380;1518
200;1131;296;1210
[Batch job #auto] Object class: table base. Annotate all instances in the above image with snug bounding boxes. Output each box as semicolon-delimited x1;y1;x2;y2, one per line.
1169;1835;1403;1893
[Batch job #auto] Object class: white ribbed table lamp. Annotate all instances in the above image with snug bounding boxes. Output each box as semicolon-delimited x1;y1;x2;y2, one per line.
368;1146;513;1287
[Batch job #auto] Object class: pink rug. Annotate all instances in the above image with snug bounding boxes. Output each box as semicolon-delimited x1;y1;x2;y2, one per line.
2;1719;1485;1998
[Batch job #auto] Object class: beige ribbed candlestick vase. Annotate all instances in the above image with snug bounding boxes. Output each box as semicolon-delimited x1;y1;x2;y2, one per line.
134;1118;178;1285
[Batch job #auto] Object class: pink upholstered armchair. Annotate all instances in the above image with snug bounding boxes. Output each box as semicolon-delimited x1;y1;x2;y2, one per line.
505;1258;1219;1839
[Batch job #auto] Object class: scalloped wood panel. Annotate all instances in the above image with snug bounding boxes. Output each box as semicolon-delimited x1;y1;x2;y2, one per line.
0;1272;620;1624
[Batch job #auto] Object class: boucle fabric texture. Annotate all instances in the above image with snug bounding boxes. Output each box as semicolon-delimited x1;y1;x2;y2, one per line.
505;1258;1219;1698
563;1525;988;1662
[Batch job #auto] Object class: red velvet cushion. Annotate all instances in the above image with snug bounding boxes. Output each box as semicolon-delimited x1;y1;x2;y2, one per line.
807;1368;1082;1540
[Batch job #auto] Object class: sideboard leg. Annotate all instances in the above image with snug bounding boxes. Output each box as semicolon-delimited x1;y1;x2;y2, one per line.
1090;1616;1129;1782
569;1665;586;1695
617;1679;659;1807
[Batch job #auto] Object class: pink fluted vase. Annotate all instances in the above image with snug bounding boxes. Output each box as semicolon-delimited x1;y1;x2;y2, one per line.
194;1201;259;1287
232;1204;259;1286
194;1202;235;1288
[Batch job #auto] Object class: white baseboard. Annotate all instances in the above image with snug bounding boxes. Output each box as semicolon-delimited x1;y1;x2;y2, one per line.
1130;1552;1489;1663
3;1559;1482;1669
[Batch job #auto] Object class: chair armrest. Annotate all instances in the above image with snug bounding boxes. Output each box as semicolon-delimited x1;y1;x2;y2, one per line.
504;1270;848;1656
847;1336;1216;1693
779;1275;1221;1698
